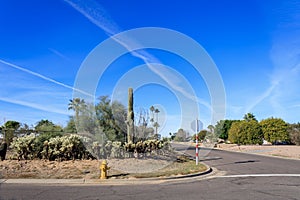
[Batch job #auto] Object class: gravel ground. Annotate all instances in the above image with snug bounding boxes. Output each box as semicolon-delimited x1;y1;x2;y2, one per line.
0;153;190;179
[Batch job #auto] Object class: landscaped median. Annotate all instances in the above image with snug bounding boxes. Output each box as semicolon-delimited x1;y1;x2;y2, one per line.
0;155;209;180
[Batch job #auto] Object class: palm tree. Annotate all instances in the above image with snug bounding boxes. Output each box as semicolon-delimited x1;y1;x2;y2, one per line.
150;106;155;124
153;122;160;136
154;108;160;135
154;108;160;122
68;98;86;129
149;106;160;136
207;125;214;133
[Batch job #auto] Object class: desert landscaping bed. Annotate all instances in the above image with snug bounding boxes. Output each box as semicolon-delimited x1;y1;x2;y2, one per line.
0;156;207;179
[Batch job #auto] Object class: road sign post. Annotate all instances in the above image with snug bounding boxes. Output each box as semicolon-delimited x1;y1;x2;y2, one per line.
191;119;200;165
196;134;199;165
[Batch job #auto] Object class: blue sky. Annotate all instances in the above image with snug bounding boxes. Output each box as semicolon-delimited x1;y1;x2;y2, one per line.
0;0;300;136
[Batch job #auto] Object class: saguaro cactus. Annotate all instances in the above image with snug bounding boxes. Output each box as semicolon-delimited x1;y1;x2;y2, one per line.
127;88;134;143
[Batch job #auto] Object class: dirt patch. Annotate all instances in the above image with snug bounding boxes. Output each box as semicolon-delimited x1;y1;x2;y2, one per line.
0;160;100;179
216;144;300;160
0;156;207;179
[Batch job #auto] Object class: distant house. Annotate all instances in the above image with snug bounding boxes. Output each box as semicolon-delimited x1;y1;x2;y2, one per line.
263;139;271;145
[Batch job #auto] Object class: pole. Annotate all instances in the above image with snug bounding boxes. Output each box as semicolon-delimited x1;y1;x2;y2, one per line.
196;119;199;165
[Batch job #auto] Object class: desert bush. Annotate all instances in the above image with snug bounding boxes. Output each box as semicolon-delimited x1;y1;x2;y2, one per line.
10;134;36;160
34;132;62;159
10;134;93;161
10;134;172;160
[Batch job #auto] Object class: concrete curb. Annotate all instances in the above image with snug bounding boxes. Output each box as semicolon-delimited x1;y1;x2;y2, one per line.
131;162;212;181
0;179;85;184
162;164;212;180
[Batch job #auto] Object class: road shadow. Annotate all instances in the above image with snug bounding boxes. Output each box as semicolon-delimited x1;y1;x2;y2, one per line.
199;157;222;162
234;160;258;164
212;160;260;167
109;173;130;178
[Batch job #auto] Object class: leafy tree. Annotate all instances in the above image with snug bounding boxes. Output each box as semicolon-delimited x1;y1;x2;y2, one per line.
4;120;20;130
288;123;300;145
2;120;21;144
260;118;289;144
33;119;63;157
78;103;100;135
35;119;63;133
95;96;126;142
228;120;263;145
135;126;154;140
67;96;127;143
19;123;33;135
64;117;77;133
111;101;127;134
192;130;208;141
215;120;239;140
243;113;257;122
228;121;244;145
245;120;263;144
174;128;187;142
199;130;208;141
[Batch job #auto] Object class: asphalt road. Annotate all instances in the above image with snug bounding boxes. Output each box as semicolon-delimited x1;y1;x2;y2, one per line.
1;144;300;200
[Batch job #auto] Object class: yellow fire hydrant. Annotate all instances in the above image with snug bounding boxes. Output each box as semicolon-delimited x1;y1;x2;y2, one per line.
100;160;110;179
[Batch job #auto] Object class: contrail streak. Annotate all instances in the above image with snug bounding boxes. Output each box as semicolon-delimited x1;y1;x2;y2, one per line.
64;0;211;110
0;59;93;98
0;97;69;115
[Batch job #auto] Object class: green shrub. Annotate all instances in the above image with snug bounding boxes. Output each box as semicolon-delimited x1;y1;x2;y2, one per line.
228;120;263;145
260;118;289;144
